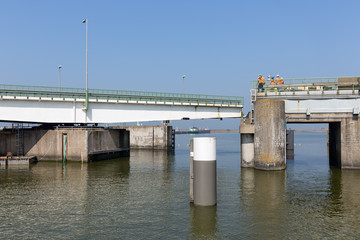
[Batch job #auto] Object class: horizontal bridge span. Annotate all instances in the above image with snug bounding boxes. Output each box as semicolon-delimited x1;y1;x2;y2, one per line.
0;84;243;106
0;84;243;123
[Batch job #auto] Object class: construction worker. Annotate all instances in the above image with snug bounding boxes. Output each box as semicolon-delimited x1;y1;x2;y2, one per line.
267;75;272;83
257;75;266;92
271;76;277;92
275;75;284;92
270;77;275;85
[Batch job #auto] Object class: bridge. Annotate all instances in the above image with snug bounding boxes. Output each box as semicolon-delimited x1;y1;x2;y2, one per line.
251;76;360;122
241;76;360;170
0;84;243;124
0;84;243;162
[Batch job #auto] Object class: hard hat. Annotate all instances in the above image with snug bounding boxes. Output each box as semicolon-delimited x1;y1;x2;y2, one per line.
276;74;279;77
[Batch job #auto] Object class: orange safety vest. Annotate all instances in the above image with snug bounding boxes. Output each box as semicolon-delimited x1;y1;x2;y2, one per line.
270;80;275;85
276;79;284;85
258;76;266;84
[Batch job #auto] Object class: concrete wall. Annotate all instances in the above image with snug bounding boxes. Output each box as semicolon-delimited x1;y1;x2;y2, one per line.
87;129;126;153
0;131;15;155
0;127;130;162
113;125;173;150
25;129;87;161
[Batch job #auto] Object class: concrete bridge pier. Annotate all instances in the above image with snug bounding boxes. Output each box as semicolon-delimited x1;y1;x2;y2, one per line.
254;99;286;170
330;119;360;169
240;118;255;168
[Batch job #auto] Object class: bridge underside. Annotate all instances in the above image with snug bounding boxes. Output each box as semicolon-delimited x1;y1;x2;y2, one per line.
0;99;242;124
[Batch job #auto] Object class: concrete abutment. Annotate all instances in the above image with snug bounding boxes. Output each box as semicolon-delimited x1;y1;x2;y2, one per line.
112;125;174;150
0;127;130;162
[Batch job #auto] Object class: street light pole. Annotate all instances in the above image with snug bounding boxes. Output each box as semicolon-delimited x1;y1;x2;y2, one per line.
58;65;62;90
82;18;88;111
182;75;186;94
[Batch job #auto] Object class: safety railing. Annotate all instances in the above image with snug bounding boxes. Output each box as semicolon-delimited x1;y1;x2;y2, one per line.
0;84;244;106
252;76;360;93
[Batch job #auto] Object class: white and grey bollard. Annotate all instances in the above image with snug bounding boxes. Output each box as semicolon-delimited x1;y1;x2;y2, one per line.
192;137;217;206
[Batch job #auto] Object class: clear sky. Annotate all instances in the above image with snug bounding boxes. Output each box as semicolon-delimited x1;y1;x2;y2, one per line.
1;0;359;129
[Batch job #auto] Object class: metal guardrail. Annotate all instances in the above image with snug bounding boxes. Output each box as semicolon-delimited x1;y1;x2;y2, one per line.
251;76;360;91
0;84;244;106
251;77;340;89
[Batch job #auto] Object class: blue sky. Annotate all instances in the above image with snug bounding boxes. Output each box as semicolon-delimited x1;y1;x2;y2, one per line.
0;0;359;128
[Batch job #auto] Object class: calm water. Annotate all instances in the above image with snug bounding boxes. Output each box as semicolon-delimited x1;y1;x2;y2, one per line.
1;132;360;239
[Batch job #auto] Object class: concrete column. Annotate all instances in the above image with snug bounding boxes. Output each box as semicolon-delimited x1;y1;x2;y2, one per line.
193;137;217;206
254;99;286;170
340;118;360;169
241;134;254;167
240;119;255;168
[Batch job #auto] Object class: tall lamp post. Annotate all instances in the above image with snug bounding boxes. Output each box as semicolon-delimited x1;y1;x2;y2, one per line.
182;75;186;94
82;18;88;111
58;65;62;90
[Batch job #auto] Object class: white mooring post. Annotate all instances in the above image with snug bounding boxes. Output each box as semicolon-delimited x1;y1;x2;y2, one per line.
192;137;217;206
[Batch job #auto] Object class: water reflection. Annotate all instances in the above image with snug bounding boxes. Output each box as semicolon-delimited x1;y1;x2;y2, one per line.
130;149;175;172
190;205;217;239
326;168;360;237
327;167;343;216
240;168;286;239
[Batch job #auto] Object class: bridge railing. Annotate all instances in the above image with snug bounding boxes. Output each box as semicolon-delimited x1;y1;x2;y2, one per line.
251;77;339;88
0;84;244;106
88;88;243;105
251;76;360;93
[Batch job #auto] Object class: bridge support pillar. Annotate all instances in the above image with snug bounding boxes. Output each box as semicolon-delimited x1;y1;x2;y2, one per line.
240;118;255;168
339;119;360;169
254;99;286;170
329;119;360;169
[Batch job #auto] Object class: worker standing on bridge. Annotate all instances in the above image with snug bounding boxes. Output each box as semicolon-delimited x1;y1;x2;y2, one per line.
267;75;272;83
275;75;284;92
257;75;266;92
270;77;275;85
271;76;278;92
276;75;284;85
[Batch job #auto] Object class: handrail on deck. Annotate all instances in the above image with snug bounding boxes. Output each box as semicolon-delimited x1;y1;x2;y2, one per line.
251;76;360;93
